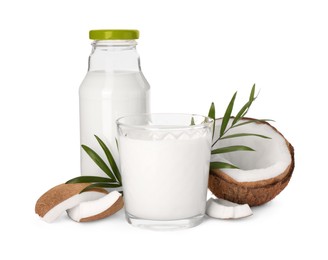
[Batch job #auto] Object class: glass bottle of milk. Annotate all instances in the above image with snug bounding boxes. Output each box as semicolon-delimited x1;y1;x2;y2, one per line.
79;30;150;177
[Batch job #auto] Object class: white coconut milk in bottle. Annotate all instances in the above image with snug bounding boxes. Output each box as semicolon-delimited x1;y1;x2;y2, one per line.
79;30;150;177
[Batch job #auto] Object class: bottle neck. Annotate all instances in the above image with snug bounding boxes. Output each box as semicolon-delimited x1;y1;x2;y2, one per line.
88;40;141;72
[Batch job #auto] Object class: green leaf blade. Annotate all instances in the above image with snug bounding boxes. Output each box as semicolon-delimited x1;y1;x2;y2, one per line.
80;182;122;193
232;119;275;128
220;92;237;137
232;101;250;126
208;102;215;119
211;145;255;154
210;162;239;169
81;144;115;180
249;84;256;102
232;84;257;126
220;133;271;140
66;176;112;184
94;135;122;184
208;102;216;139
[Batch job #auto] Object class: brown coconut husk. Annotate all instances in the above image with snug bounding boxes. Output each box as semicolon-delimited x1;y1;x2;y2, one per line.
208;119;295;207
35;183;108;217
79;195;124;222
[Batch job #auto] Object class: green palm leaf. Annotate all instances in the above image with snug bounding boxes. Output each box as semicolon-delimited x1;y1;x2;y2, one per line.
220;92;237;137
220;133;271;140
210;162;239;169
66;176;112;184
249;83;256;102
232;84;256;126
232;102;251;126
80;182;122;193
211;145;255;154
94;135;122;184
232;119;274;128
208;102;216;138
81;145;115;180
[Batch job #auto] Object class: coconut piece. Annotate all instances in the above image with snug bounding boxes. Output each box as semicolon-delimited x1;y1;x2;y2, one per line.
35;183;107;223
209;118;295;206
206;198;252;219
67;191;123;222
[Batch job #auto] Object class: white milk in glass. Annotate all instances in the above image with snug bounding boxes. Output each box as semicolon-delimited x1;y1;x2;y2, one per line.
119;128;212;221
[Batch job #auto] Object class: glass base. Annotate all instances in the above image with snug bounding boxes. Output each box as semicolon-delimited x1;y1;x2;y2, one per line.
125;213;204;230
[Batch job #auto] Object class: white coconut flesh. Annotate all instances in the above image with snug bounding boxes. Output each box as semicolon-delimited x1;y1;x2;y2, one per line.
206;198;252;219
67;191;122;222
42;191;105;223
212;119;292;182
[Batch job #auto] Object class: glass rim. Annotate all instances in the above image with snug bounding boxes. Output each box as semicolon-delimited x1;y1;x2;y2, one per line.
116;113;214;131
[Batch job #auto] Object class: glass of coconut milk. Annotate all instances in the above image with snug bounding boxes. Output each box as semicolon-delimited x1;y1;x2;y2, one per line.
117;114;213;229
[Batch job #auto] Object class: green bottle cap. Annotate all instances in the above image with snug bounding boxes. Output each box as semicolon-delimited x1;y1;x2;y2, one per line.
89;30;139;40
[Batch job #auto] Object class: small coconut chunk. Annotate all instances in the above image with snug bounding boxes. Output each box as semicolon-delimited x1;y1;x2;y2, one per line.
206;198;253;219
67;191;123;222
35;183;107;223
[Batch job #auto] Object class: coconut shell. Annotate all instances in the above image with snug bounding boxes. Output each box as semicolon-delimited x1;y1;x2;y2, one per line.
79;195;124;222
35;183;108;217
209;120;295;207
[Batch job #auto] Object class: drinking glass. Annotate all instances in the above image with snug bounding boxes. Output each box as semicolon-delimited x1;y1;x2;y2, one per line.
116;114;213;229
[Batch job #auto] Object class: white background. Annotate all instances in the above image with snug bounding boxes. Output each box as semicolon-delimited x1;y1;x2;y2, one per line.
0;0;326;259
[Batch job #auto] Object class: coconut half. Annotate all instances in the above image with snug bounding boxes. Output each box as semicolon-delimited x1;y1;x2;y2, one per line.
209;118;295;206
35;183;108;222
67;191;123;222
206;198;252;219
